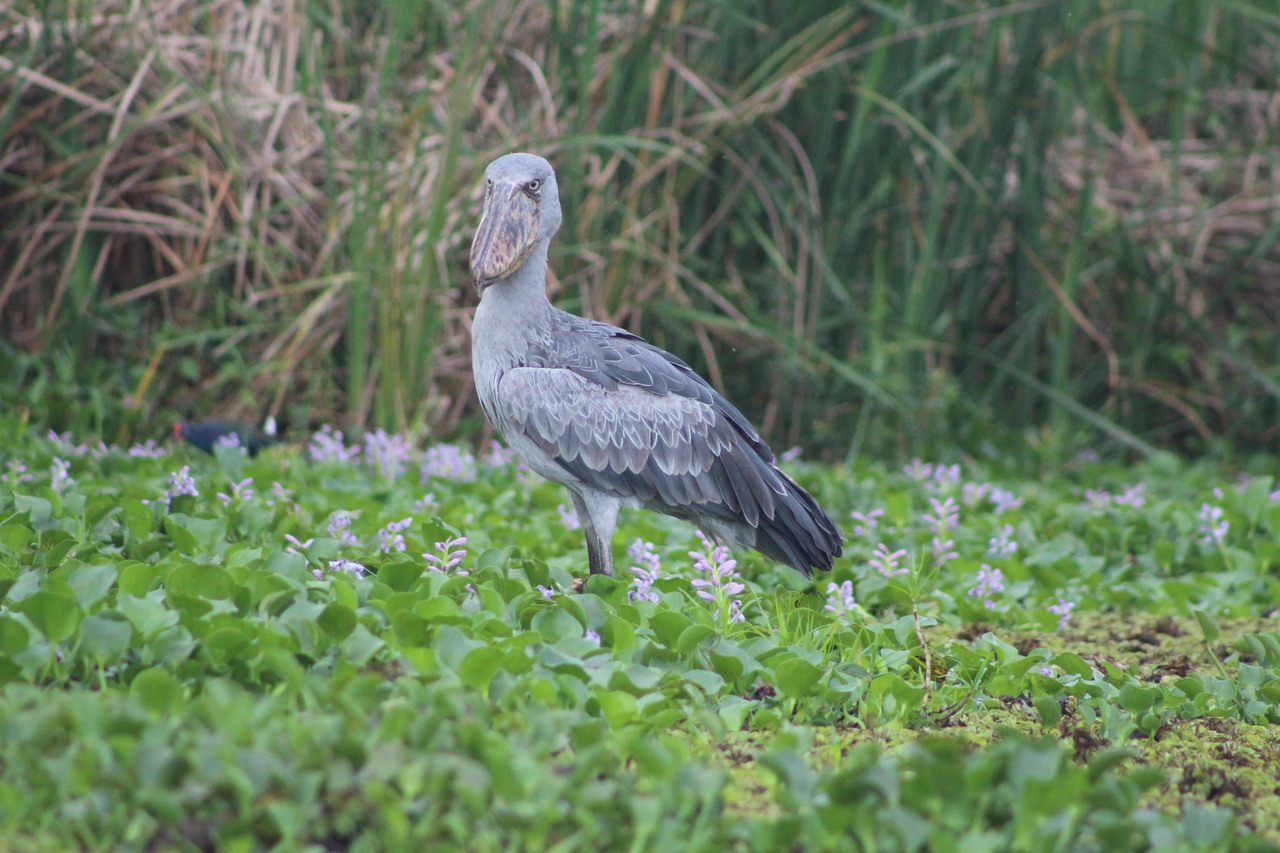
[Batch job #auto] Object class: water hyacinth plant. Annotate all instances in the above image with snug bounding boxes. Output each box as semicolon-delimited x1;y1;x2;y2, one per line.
689;531;746;627
0;424;1274;847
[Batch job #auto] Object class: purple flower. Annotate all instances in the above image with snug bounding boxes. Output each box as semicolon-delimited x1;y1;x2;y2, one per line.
689;531;746;626
308;425;360;464
414;493;439;514
1197;503;1228;546
536;584;556;599
557;502;581;531
2;460;33;485
164;466;199;503
314;559;367;580
628;564;661;604
330;558;367;576
689;531;744;602
215;432;246;455
1048;596;1075;631
216;477;255;506
420;443;477;482
968;564;1004;610
267;481;294;507
483;440;516;468
824;580;856;623
627;540;662;604
424;535;469;574
780;446;803;463
585;628;601;645
986;524;1016;558
1114;484;1146;508
326;510;359;546
962;482;992;506
1083;488;1111;510
869;543;910;577
365;429;413;479
924;497;960;565
284;534;314;556
128;439;168;459
903;458;933;481
849;508;885;538
51;458;75;493
628;539;661;572
378;517;413;553
47;430;89;456
925;496;960;531
728;600;745;624
989;487;1023;514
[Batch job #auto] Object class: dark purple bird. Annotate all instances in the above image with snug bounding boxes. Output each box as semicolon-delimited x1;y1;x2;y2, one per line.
173;420;278;456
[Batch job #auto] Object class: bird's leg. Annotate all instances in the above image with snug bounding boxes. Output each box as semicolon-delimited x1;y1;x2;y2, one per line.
571;491;618;575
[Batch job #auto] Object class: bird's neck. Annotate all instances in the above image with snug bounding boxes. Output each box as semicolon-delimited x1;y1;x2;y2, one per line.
477;241;552;317
473;239;554;365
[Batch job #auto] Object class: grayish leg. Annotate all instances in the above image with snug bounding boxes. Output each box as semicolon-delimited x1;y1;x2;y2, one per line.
571;491;618;575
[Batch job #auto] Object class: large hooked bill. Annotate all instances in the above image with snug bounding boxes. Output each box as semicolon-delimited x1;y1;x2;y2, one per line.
470;183;539;292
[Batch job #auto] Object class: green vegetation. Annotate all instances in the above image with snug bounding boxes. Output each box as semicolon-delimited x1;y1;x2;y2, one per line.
1;420;1278;848
2;1;1278;457
3;2;1279;847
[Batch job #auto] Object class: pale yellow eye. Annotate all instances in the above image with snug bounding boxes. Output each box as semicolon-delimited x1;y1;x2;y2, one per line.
527;179;541;192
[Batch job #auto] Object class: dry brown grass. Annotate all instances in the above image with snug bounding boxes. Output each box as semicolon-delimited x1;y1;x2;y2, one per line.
2;1;1278;452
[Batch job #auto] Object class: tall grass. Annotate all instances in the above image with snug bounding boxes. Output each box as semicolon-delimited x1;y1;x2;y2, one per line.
1;0;1277;459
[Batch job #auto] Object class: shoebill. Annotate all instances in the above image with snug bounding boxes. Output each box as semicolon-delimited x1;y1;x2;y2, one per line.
469;152;842;576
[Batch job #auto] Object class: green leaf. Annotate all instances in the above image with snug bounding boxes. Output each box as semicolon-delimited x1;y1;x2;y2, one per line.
122;498;154;542
1193;609;1221;644
14;494;52;525
167;563;235;600
532;608;582;643
131;667;182;714
0;523;32;555
67;563;117;609
604;614;635;652
599;690;639;728
0;615;30;654
773;655;823;699
676;623;716;654
117;561;157;597
78;611;133;661
378;559;423;592
391;611;432;647
341;624;384;666
118;590;179;638
163;514;228;555
17;589;80;642
651;610;693;649
1024;536;1075;566
317;603;356;641
1118;683;1159;714
1034;696;1062;726
458;646;504;691
1051;652;1094;679
684;669;726;695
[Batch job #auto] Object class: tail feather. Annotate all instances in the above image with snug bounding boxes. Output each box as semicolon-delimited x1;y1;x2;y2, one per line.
754;471;842;575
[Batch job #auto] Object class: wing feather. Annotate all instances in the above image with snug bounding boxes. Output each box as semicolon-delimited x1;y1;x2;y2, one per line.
491;308;843;574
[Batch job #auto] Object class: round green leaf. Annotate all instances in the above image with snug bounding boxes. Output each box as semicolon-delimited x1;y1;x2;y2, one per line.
317;603;356;641
773;655;823;699
78;611;133;661
130;667;182;714
17;589;80;643
458;646;504;691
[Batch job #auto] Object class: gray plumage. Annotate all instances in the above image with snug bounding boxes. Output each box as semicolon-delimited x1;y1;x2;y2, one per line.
470;153;842;576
